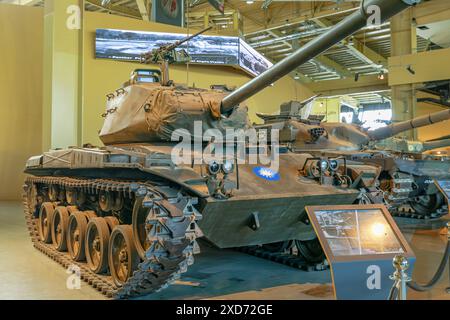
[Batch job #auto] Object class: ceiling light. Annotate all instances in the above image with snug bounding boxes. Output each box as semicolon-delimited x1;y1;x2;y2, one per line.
246;0;254;4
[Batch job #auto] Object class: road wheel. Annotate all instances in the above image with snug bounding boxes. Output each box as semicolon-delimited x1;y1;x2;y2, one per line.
38;202;55;243
108;225;139;287
67;211;89;261
85;217;110;274
51;206;70;251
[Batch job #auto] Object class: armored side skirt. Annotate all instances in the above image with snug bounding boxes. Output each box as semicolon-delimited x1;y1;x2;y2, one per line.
199;192;359;248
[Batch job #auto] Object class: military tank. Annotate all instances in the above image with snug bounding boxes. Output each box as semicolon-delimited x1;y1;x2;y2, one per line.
23;0;420;298
256;100;450;218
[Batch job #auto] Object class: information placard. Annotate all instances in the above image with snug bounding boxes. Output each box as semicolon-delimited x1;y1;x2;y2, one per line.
306;204;415;300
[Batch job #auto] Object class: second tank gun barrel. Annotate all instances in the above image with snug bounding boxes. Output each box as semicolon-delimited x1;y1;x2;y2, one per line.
368;109;450;141
220;0;420;114
423;138;450;151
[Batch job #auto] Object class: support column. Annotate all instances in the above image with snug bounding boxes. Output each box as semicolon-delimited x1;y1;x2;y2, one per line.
43;0;83;150
390;9;417;140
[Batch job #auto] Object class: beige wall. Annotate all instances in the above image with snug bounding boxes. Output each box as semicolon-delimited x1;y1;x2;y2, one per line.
416;91;450;141
0;4;43;200
389;48;450;86
82;12;313;145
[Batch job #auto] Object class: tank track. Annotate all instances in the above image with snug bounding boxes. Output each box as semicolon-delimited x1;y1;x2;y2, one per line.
385;172;415;205
23;176;201;299
385;172;447;220
236;245;329;272
390;206;448;220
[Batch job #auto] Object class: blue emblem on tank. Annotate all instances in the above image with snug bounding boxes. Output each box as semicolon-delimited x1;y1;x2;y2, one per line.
253;167;280;181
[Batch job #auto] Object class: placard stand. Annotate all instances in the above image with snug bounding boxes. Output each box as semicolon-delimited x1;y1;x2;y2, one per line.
305;204;416;300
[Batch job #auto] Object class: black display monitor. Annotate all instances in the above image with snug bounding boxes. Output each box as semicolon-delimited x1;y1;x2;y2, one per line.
95;28;273;77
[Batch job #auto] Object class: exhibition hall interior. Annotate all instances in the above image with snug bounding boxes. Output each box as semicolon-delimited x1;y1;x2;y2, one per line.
1;0;450;302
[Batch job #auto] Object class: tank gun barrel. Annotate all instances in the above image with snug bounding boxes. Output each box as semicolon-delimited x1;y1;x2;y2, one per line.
166;26;212;51
220;0;420;114
422;138;450;152
368;109;450;141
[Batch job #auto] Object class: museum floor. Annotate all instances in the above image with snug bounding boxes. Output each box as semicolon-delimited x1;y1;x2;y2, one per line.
0;201;448;300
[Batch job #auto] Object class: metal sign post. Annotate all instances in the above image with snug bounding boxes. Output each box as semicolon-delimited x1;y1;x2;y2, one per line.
389;255;412;300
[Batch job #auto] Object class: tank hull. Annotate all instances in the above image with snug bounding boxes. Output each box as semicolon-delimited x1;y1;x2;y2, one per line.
26;146;359;248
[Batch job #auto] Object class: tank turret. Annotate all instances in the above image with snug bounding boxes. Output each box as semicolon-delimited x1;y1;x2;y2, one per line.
257;109;450;152
255;95;320;124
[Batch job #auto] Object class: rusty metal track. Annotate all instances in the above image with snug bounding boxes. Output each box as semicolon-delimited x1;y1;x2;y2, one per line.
236;245;329;272
23;176;200;299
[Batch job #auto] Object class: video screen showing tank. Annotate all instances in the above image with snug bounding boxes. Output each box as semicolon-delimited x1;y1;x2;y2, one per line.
314;209;404;257
96;28;239;66
238;39;273;76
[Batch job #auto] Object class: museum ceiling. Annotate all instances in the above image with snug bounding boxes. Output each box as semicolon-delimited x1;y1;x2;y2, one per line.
1;0;445;105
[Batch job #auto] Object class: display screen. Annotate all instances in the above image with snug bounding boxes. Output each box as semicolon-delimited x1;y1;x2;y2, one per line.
239;39;273;77
95;28;271;76
313;209;404;257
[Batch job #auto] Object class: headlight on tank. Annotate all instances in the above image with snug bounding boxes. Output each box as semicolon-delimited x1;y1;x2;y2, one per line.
208;161;221;175
319;160;329;172
329;160;339;171
222;160;235;174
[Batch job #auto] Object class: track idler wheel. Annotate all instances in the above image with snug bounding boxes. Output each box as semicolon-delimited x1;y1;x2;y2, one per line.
51;207;70;251
108;225;139;287
67;212;90;261
295;238;325;263
38;202;55;243
410;193;445;216
85;217;111;274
